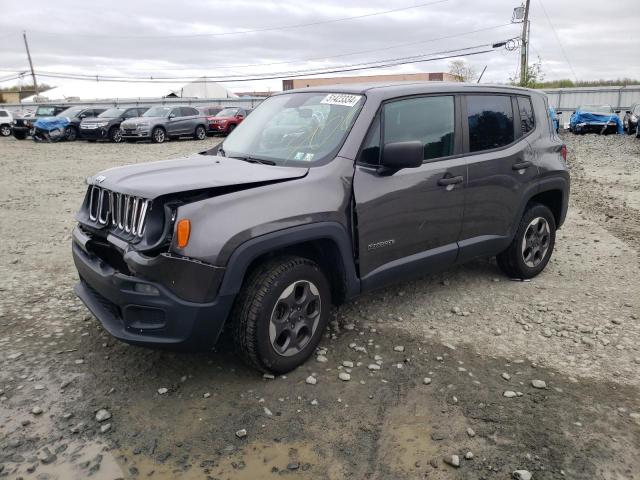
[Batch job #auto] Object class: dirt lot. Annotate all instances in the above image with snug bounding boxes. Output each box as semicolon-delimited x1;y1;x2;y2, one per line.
0;133;639;480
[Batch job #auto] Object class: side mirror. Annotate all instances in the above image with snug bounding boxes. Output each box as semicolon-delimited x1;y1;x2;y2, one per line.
237;114;244;119
614;110;620;114
79;114;86;119
379;141;423;173
556;111;563;115
168;113;175;119
625;110;631;114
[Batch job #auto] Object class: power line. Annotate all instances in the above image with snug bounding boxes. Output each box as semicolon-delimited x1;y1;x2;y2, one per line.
31;44;501;84
32;42;496;82
15;1;449;39
536;0;578;81
0;22;514;76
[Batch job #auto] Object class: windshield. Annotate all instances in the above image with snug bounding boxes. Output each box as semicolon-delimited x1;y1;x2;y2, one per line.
99;108;124;118
57;106;84;117
36;106;58;116
221;92;365;166
216;108;239;117
580;104;613;114
143;106;172;117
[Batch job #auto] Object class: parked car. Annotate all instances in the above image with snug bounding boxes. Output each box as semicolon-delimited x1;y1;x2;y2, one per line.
569;104;622;135
198;106;224;134
80;107;149;143
120;106;207;143
11;105;68;140
0;108;13;137
207;107;248;135
56;106;107;141
549;106;559;133
72;84;569;373
622;103;640;135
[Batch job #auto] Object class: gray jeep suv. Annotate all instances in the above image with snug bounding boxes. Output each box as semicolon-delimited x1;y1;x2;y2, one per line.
72;83;569;373
120;105;207;143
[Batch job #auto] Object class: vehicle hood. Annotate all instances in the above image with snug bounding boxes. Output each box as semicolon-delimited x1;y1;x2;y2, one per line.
121;117;164;127
88;154;309;199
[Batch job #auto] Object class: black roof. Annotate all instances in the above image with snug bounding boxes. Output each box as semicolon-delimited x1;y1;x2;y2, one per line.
278;81;542;100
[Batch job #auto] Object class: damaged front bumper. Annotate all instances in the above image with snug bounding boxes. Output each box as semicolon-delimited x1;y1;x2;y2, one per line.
71;226;234;347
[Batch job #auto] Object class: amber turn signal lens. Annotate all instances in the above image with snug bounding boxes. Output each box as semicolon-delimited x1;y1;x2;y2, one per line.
176;219;191;248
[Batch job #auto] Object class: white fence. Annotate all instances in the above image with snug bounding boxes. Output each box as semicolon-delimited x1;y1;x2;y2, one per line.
543;85;640;114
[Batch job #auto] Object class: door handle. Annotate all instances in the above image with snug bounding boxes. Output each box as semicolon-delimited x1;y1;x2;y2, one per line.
512;161;532;170
437;175;464;186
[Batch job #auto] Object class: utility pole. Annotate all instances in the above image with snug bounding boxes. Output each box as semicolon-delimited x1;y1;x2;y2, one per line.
519;0;531;86
22;31;39;98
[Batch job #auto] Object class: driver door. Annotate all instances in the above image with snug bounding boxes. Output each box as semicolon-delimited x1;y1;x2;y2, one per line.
353;95;466;290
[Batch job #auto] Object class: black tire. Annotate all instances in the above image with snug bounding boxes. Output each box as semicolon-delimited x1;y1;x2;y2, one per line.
87;140;97;143
636;124;640;139
13;131;27;140
65;126;78;141
151;127;166;143
0;124;11;137
109;126;123;143
231;256;331;374
194;125;206;140
226;124;236;135
497;203;556;280
125;139;136;143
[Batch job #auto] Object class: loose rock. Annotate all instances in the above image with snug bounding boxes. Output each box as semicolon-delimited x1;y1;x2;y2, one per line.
443;455;460;467
95;409;111;422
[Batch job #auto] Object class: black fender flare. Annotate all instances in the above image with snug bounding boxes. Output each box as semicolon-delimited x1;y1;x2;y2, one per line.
514;175;570;236
217;222;360;299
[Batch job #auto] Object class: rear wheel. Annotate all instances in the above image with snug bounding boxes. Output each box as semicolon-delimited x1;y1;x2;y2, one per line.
109;126;123;143
194;125;206;140
151;127;166;143
497;203;556;279
231;256;331;374
0;124;11;137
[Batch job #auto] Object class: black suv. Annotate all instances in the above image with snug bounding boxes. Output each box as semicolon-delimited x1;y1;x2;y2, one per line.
623;103;640;136
72;83;569;373
11;105;68;139
80;107;149;143
57;106;107;141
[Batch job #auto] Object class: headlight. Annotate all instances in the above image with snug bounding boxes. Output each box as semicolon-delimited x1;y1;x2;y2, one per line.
96;121;109;127
632;114;638;122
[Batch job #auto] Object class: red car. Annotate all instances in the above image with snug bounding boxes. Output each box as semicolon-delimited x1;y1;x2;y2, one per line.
206;107;249;135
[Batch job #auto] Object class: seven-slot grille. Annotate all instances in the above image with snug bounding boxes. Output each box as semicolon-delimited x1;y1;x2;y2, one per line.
88;186;151;238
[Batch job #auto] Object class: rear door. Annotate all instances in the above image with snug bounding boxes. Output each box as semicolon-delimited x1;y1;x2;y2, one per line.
458;94;539;261
182;107;200;134
353;94;466;289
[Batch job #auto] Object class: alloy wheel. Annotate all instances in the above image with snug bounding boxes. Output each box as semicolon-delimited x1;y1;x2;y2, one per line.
0;125;11;136
521;217;551;268
154;129;165;143
269;280;322;357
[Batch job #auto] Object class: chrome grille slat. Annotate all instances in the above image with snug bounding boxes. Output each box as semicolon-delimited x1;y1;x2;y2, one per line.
86;186;150;238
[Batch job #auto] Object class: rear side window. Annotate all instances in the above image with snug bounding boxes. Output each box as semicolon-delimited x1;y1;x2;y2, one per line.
383;96;455;161
466;95;514;152
0;111;7;117
181;107;198;116
517;96;535;134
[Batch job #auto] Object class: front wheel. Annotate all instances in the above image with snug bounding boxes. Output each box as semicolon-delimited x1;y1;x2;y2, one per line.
109;126;123;143
65;126;78;141
226;124;235;135
13;131;27;140
497;203;556;279
231;256;331;374
636;124;640;139
151;127;166;143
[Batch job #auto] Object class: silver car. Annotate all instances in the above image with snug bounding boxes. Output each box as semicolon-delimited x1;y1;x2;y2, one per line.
120;105;208;143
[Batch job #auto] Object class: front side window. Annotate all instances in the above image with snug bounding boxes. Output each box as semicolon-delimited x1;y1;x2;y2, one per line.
99;108;123;118
221;92;365;166
217;108;239;117
383;95;455;161
517;96;535;134
466;95;514;152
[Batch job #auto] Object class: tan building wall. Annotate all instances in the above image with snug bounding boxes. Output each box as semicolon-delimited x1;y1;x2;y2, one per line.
282;72;458;90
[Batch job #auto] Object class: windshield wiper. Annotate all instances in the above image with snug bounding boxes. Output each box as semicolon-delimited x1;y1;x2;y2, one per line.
233;156;276;166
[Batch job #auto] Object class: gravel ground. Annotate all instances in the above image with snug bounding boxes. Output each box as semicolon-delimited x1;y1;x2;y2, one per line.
0;133;639;480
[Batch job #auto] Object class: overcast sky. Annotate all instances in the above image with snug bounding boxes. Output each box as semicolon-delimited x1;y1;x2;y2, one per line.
1;0;639;97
